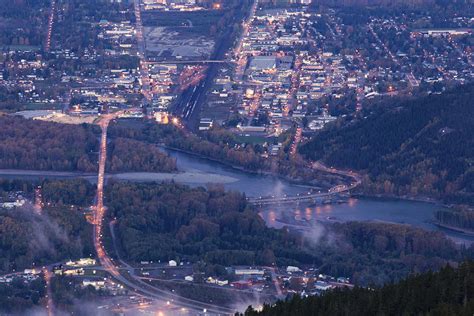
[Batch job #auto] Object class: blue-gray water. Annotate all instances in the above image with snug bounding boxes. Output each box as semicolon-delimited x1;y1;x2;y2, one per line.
0;148;472;244
164;149;473;245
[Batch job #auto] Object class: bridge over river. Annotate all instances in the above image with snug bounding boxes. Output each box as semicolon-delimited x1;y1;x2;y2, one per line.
247;182;359;206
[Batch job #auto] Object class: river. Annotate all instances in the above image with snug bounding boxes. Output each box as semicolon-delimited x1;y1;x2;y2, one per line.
164;149;474;245
0;148;472;244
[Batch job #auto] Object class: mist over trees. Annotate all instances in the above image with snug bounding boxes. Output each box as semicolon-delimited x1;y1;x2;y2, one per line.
0;205;94;273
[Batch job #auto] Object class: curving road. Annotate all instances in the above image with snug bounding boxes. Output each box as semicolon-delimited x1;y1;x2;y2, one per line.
248;161;362;205
92;112;237;315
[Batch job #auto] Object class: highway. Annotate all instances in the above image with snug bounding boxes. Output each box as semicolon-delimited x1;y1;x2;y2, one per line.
45;0;56;52
133;0;152;101
94;113;121;281
91;112;237;315
89;1;293;312
43;268;54;316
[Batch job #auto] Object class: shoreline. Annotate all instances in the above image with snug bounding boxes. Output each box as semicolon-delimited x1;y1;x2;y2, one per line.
0;169;96;178
160;145;335;189
353;193;443;207
0;169;239;185
162;146;459;209
433;222;474;237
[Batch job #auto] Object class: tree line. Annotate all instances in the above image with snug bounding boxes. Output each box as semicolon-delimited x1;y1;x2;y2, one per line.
0;116;177;173
105;181;473;285
242;261;474;316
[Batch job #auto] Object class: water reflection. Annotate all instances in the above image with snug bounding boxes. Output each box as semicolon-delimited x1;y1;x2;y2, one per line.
295;209;301;221
348;198;357;207
259;198;474;244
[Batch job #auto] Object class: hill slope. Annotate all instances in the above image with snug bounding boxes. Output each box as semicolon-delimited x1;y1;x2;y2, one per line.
243;261;474;316
300;84;474;205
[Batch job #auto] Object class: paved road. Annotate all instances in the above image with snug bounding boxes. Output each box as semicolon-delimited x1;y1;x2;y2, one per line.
91;112;237;315
248;161;362;205
43;268;54;316
133;0;152;101
45;0;56;52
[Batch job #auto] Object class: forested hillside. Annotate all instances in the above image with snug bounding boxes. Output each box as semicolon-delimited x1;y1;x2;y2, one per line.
243;261;474;316
300;84;474;205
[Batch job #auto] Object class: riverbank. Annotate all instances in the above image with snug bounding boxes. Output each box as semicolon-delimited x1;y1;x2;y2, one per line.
160;145;338;190
0;169;96;178
112;171;238;184
433;222;474;237
0;169;239;185
1;153;473;244
353;193;442;207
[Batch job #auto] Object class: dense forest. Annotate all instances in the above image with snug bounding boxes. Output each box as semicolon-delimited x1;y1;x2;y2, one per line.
0;116;98;172
300;84;474;206
0;205;94;272
107;137;176;173
243;261;474;316
0;0;48;48
0;179;95;273
106;181;472;285
436;208;474;232
323;221;471;285
0;116;177;173
105;181;315;268
108;120;268;171
41;178;96;206
0;178;95;207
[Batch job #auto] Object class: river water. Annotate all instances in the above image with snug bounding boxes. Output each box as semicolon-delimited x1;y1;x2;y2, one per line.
0;148;472;244
163;149;474;245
